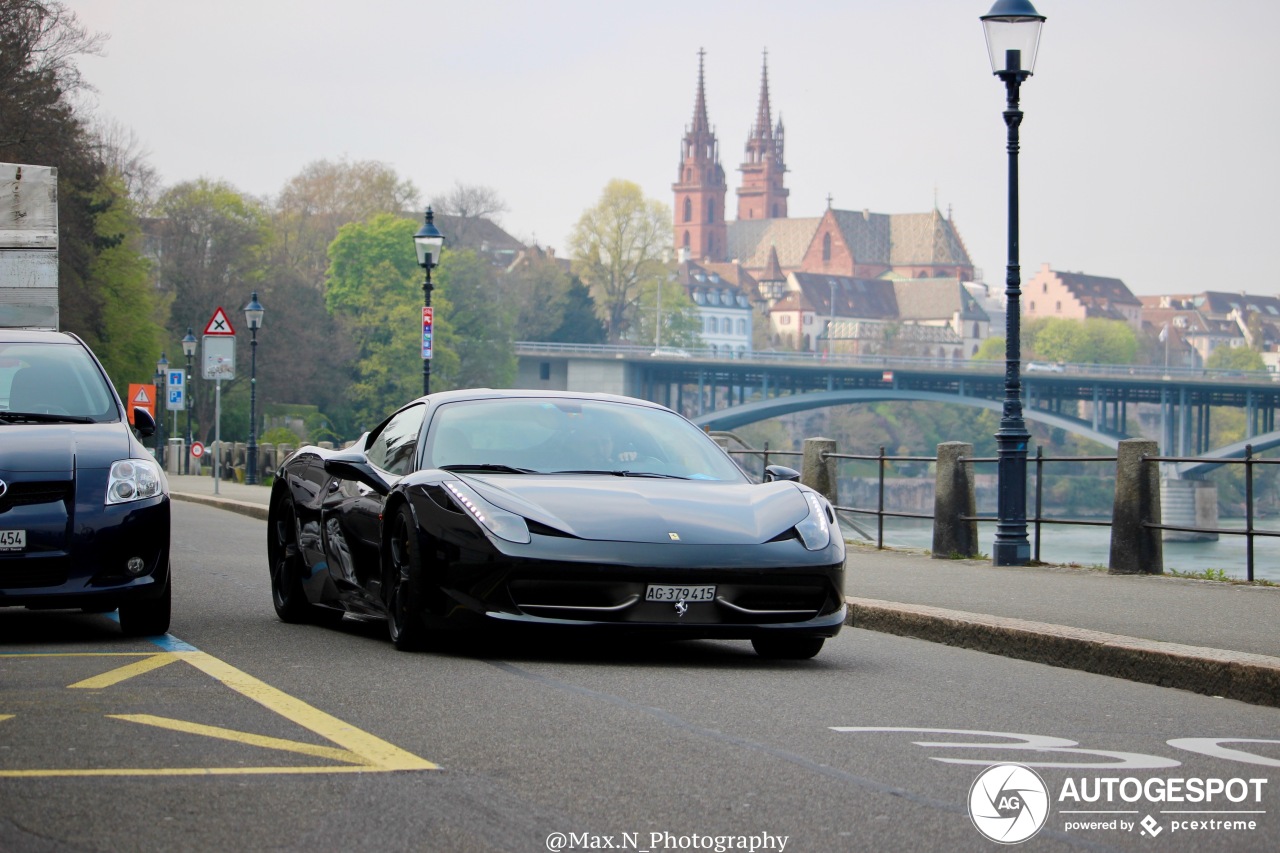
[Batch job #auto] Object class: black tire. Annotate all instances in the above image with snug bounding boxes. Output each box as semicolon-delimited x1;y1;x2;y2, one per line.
119;570;172;637
268;489;343;627
386;503;429;651
751;635;825;660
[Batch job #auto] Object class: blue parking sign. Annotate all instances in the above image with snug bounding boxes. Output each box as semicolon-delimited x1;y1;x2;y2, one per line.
166;369;186;411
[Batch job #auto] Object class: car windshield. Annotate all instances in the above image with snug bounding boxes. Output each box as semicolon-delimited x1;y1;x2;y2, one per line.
0;341;119;422
424;397;747;481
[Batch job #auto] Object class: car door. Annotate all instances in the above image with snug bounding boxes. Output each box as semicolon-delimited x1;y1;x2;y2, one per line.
322;404;425;607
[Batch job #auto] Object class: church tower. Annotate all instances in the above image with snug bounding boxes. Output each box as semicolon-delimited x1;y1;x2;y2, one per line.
736;51;789;222
673;49;728;262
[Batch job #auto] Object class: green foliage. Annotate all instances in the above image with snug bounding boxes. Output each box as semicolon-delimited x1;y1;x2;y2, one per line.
433;248;516;390
1206;345;1265;372
631;277;703;349
568;180;671;342
261;426;299;446
1025;318;1138;364
973;337;1005;361
544;276;607;344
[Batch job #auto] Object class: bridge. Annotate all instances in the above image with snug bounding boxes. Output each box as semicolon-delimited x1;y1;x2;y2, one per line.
514;342;1280;468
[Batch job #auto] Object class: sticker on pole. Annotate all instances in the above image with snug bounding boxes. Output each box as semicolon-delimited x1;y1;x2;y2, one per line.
190;441;205;459
422;306;433;359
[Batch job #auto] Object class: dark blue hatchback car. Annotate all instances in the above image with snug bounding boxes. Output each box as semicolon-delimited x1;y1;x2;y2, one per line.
0;329;171;636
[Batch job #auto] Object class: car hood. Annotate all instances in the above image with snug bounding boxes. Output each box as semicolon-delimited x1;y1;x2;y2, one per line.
0;422;133;477
460;474;811;545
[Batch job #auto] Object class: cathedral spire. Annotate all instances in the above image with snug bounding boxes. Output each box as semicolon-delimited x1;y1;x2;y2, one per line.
752;49;773;141
691;47;711;134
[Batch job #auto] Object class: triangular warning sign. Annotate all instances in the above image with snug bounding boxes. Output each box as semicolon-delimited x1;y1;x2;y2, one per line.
203;307;236;336
133;387;151;404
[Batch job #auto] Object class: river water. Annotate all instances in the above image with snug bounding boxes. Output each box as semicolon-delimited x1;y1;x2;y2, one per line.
848;515;1280;583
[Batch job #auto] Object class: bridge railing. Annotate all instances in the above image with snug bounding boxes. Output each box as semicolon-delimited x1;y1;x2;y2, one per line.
516;341;1280;382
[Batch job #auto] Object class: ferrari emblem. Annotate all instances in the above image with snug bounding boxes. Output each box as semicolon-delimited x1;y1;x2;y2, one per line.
668;532;680;540
674;600;688;618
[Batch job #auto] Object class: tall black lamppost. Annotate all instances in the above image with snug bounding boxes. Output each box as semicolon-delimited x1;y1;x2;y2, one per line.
154;352;168;469
244;292;264;485
413;207;446;397
181;327;196;475
982;0;1046;566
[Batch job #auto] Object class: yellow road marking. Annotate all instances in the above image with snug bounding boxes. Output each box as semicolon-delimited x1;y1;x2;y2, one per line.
108;714;373;765
0;646;437;776
175;651;436;771
68;653;180;689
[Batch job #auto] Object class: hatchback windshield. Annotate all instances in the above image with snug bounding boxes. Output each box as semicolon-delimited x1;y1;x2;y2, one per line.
0;342;118;421
425;397;747;481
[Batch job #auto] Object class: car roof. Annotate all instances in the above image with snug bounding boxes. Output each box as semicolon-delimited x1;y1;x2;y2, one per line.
0;328;85;345
416;388;671;411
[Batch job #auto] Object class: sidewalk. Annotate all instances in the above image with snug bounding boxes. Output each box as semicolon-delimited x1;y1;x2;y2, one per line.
166;473;1280;708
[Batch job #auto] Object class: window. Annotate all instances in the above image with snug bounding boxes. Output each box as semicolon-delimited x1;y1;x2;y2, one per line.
683;198;692;223
822;233;832;262
1055;301;1061;313
707;200;715;223
539;362;551;381
737;319;747;335
367;404;425;476
682;231;690;248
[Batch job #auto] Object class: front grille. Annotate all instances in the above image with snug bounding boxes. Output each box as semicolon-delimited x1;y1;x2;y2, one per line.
0;556;71;589
0;481;73;514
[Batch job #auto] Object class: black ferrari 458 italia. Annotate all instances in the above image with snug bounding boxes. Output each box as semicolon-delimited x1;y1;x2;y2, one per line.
268;389;845;658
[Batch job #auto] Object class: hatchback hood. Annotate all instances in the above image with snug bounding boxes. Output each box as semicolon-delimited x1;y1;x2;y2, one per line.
461;474;810;545
0;423;132;477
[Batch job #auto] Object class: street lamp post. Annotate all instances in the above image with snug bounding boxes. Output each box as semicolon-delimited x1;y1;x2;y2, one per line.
982;0;1045;567
413;207;446;397
244;293;264;485
181;327;196;475
154;353;168;470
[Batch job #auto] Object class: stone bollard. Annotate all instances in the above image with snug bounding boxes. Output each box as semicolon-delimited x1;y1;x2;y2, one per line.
932;441;978;559
1109;438;1163;574
800;437;838;505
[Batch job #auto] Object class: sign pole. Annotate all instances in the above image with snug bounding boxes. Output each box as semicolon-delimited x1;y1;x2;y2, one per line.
214;378;221;496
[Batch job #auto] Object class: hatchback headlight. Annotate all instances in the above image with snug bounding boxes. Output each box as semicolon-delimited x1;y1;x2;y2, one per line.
106;459;164;505
443;480;531;544
795;491;833;551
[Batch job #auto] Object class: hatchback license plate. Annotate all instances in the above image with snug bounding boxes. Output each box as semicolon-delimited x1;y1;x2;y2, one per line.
645;584;715;603
0;530;25;551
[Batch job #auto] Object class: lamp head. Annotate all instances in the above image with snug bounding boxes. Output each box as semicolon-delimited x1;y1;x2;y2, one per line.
413;206;446;268
181;326;197;357
981;0;1045;76
244;292;265;331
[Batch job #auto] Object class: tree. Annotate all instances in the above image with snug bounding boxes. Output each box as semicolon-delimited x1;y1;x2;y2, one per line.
545;276;607;344
973;336;1005;361
503;250;572;342
429;182;507;249
434;249;516;390
1026;317;1137;365
272;158;418;290
1207;345;1265;372
325;214;424;429
630;276;702;349
568;180;671;342
91;117;160;212
153;179;269;440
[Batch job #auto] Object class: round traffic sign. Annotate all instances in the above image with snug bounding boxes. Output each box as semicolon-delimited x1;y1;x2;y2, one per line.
190;441;205;459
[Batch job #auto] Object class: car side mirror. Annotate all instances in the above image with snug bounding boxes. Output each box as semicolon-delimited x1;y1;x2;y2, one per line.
326;457;392;496
132;407;156;438
763;464;800;483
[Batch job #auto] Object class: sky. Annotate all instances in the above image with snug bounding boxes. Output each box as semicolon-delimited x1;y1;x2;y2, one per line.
65;0;1280;297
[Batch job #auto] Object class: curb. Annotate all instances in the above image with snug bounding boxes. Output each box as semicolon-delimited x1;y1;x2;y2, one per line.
845;596;1280;709
170;491;269;521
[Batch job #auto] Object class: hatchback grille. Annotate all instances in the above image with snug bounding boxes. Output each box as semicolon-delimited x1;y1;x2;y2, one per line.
0;481;72;514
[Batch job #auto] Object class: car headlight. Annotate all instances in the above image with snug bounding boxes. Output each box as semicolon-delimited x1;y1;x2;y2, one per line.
106;458;164;505
795;491;832;551
443;480;531;544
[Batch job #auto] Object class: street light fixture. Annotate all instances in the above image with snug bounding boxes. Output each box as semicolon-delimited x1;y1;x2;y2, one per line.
181;327;196;475
244;292;264;485
154;352;168;470
413;207;446;397
982;0;1045;567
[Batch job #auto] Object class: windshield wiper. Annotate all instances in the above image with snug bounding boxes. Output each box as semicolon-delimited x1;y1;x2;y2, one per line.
549;469;690;479
439;463;538;474
0;412;96;424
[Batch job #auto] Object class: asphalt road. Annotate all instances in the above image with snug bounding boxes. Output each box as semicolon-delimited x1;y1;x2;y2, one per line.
1;501;1278;852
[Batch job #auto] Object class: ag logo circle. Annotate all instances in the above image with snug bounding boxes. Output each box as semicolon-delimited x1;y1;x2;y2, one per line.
968;763;1050;844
